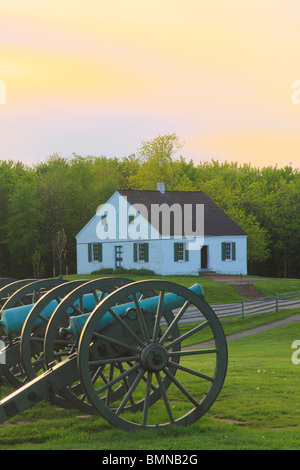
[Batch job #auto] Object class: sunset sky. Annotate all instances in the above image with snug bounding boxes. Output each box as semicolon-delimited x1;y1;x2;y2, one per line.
1;0;300;169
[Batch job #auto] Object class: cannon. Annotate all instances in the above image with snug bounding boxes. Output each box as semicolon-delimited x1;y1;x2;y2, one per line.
0;278;133;390
0;279;228;430
0;278;70;387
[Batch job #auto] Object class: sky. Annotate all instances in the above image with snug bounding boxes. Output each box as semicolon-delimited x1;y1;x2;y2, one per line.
1;0;300;170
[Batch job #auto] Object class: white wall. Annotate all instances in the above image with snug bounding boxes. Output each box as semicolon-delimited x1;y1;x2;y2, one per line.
206;235;247;275
77;236;247;276
155;236;247;275
159;239;199;275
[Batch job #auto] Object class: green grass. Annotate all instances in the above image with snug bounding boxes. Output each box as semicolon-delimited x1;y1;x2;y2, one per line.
253;278;300;297
64;272;300;304
216;320;300;430
64;273;247;304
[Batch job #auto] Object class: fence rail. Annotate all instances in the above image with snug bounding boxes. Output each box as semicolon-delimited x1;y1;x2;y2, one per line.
178;291;300;324
212;290;300;321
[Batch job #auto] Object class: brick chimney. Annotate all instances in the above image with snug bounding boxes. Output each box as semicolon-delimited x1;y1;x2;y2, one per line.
157;183;165;194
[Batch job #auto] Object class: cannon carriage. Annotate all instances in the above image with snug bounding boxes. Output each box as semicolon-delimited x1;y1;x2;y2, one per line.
0;278;228;430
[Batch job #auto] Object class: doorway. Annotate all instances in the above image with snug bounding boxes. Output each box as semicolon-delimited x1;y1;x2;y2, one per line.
201;245;208;269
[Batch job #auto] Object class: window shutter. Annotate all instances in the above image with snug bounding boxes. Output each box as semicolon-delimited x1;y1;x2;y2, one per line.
88;243;92;262
185;243;189;262
133;243;138;262
174;242;178;262
144;243;149;262
232;242;236;261
98;243;103;262
221;242;226;261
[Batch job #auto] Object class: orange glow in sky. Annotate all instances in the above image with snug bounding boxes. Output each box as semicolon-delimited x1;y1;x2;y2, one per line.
1;0;300;169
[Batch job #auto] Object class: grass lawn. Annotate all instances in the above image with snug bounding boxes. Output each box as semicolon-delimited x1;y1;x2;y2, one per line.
64;273;248;305
64;272;300;304
253;278;300;297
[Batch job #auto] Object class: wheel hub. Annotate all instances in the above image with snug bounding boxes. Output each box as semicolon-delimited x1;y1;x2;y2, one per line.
140;343;169;372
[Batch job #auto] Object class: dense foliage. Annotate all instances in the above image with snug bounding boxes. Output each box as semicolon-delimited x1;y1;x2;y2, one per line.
0;133;299;278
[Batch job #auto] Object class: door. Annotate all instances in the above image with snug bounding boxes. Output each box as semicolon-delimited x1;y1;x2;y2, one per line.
201;245;208;269
115;246;123;268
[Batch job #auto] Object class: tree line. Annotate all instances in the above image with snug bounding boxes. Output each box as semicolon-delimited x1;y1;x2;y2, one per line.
0;133;299;279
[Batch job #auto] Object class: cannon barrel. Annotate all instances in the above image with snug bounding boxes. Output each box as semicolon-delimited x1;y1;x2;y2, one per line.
61;283;204;340
0;291;103;336
0;278;134;393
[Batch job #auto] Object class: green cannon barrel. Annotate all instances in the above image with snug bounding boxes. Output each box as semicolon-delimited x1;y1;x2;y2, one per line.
61;283;204;340
0;292;101;336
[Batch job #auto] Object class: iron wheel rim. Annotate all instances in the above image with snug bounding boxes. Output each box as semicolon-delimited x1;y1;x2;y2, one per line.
78;280;228;430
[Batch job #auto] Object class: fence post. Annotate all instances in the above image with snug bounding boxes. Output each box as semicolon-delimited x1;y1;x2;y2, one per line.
0;340;5;365
276;292;279;312
242;300;245;320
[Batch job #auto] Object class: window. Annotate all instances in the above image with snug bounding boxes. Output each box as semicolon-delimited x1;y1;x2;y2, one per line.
221;242;236;261
177;242;184;261
93;244;99;261
139;243;145;261
174;242;189;262
225;242;231;260
88;243;103;262
133;242;149;262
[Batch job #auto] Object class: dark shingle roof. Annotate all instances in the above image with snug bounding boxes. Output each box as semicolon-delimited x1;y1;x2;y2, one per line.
118;190;247;236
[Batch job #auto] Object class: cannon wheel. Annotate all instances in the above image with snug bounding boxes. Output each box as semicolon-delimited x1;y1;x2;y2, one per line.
78;280;228;431
0;279;36;342
43;278;178;415
16;280;90;407
42;278;138;415
0;279;36;310
20;280;89;381
1;278;66;311
0;278;68;389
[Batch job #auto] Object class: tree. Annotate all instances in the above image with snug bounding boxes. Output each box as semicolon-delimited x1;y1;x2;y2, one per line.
262;179;300;277
4;169;41;277
35;155;71;274
128;133;189;190
138;133;183;163
200;176;271;266
52;228;67;277
31;249;46;279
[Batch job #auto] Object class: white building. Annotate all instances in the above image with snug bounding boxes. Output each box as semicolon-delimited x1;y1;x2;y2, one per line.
76;187;247;276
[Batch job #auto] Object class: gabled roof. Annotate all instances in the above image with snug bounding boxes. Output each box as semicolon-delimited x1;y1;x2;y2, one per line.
118;190;247;236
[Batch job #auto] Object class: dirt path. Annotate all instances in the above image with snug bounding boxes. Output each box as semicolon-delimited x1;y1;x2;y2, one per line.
224;313;300;342
195;313;300;347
